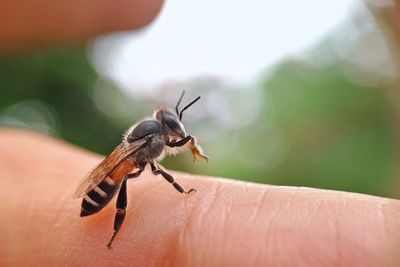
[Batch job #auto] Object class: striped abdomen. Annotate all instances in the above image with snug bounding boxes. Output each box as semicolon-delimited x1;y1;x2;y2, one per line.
80;159;136;217
80;177;119;217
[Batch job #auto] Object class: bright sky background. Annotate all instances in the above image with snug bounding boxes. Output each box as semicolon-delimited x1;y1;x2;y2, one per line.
92;0;359;93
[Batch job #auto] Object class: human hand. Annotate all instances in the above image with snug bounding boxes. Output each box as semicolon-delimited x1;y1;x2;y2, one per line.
1;128;400;267
2;1;400;266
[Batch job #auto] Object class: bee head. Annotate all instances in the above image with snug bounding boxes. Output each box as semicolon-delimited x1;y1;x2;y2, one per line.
157;110;186;138
155;90;201;139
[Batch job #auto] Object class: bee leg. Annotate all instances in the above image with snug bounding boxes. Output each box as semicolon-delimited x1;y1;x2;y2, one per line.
106;179;127;249
126;163;146;180
106;164;146;249
168;135;209;162
167;135;192;147
188;136;209;162
150;163;196;195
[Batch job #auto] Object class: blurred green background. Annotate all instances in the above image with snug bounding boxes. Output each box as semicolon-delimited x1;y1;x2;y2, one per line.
1;3;399;198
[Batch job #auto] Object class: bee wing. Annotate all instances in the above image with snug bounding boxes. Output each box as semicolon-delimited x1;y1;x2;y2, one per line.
73;139;146;198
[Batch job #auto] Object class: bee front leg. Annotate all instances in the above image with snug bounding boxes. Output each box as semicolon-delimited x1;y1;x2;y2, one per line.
167;135;191;147
150;163;196;195
168;135;209;162
188;136;209;162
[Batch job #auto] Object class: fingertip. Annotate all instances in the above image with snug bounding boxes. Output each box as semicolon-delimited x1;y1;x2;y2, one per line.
101;0;165;32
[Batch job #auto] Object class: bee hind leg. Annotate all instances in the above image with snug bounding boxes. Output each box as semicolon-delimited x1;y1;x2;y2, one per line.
150;163;196;195
106;165;145;249
107;179;127;249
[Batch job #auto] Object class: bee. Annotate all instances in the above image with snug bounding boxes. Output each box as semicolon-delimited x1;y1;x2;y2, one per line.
73;90;209;249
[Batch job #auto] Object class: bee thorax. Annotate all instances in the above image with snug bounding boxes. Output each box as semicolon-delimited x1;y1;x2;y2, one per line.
133;134;165;163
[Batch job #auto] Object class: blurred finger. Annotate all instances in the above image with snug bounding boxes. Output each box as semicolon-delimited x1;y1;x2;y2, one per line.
0;0;164;51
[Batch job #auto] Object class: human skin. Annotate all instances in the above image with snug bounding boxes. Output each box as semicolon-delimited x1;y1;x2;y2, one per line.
0;0;164;51
1;128;400;267
2;0;400;266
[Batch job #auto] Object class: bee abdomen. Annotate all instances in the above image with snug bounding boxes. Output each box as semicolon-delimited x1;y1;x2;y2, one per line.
80;177;119;217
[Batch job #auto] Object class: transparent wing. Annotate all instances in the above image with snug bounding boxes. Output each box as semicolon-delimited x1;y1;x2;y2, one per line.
73;139;146;198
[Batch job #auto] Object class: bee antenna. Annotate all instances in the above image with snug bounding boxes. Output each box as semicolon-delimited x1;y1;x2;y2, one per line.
175;89;186;116
179;96;201;121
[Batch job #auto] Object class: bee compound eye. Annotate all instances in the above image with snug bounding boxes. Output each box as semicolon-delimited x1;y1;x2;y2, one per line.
163;114;185;137
164;114;178;128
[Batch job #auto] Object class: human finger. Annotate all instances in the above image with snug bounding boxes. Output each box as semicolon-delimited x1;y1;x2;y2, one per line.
0;128;400;267
0;0;164;51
